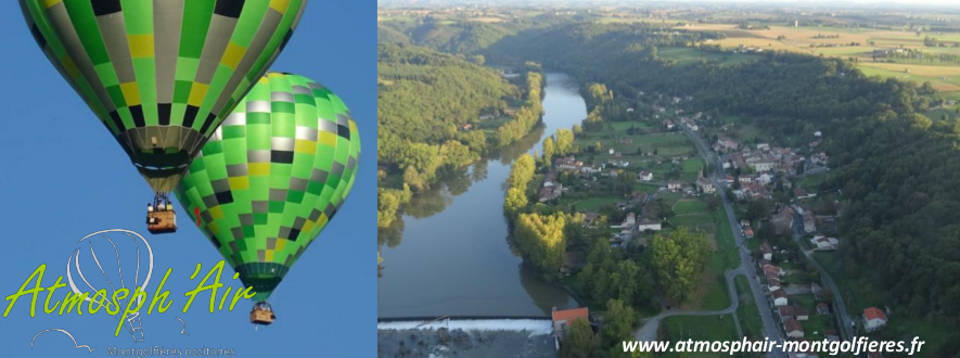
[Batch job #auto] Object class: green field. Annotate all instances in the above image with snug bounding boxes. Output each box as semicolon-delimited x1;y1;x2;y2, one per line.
797;172;829;191
681;23;960;95
674;199;709;215
633;182;660;193
575;130;696;161
681;158;705;180
699;272;732;312
660;314;740;355
571;196;619;212
734;276;764;340
693;208;741;312
672;204;740;312
609;120;654;131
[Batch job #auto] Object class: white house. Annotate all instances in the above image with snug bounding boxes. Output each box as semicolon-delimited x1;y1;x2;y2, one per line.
637;218;662;232
863;307;888;332
611;213;636;229
580;166;600;175
752;161;776;172
757;173;774;185
767;275;782;292
667;180;683;191
810;235;839;250
760;242;773;261
639;171;653;182
772;289;788;307
696;177;716;194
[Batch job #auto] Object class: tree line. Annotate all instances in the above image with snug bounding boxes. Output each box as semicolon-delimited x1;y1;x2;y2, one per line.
377;43;545;229
480;20;960;353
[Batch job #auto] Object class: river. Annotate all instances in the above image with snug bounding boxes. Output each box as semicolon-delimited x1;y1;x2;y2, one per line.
378;73;588;318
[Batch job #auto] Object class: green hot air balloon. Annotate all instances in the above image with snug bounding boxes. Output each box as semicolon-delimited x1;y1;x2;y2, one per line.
175;72;360;324
20;0;308;234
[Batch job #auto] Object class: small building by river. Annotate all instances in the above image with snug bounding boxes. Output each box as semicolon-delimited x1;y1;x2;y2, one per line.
552;306;591;351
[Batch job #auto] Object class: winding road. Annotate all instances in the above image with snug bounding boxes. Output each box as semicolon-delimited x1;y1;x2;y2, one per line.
633;267;746;340
791;213;855;340
632;126;788;358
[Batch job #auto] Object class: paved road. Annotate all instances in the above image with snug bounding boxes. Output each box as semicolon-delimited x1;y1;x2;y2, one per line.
631;127;787;357
791;214;856;340
684;127;788;358
634;267;746;340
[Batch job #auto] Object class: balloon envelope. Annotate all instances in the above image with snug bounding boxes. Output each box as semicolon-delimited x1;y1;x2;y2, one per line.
175;72;361;301
20;0;308;192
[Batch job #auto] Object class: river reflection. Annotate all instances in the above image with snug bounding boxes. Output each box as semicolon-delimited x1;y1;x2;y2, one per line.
378;73;587;318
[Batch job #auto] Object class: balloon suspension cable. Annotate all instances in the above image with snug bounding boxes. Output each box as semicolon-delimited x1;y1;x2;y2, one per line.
153;192;170;208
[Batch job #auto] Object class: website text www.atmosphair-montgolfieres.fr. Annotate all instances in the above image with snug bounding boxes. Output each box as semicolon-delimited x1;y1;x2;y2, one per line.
622;336;927;355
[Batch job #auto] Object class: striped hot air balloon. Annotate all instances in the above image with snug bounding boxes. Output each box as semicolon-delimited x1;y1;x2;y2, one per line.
20;0;308;233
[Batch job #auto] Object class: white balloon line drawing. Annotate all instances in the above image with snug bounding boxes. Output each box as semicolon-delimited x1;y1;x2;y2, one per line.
176;316;189;336
87;240;118;291
30;328;94;352
69;249;98;295
65;229;154;342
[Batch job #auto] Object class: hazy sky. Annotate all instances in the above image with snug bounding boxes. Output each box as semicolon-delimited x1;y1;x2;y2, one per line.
380;0;960;9
664;0;960;5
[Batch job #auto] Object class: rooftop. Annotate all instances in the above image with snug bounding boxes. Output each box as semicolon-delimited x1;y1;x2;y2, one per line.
552;307;589;323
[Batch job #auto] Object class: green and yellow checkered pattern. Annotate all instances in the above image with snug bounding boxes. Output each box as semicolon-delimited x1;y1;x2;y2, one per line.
175;73;361;301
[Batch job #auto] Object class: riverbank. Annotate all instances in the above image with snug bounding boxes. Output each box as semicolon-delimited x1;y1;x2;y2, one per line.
377;66;546;230
378;73;587;318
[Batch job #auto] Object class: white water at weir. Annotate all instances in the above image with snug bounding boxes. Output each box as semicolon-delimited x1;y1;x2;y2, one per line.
378;319;554;336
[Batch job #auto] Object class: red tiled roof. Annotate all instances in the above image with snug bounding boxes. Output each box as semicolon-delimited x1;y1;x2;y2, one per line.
764;264;782;276
553;307;589;323
779;306;795;317
784;318;803;333
864;307;886;321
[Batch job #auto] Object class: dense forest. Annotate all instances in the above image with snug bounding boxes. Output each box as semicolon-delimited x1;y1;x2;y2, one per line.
477;21;960;350
377;12;585;55
380;15;960;351
377;43;546;229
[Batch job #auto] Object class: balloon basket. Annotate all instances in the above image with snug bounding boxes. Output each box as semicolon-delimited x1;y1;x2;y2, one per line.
250;303;275;325
147;211;177;234
147;193;177;234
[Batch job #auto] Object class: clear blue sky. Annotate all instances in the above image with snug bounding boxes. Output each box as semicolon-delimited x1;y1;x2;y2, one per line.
0;1;375;357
